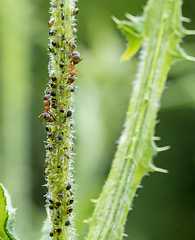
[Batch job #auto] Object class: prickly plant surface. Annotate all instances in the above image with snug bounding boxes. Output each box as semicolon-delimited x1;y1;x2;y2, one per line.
41;1;82;239
86;0;194;239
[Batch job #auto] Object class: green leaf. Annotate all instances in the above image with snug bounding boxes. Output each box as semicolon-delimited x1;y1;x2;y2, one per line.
40;214;52;240
112;15;144;61
0;184;19;240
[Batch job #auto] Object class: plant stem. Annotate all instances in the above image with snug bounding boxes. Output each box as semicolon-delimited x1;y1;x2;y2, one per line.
86;0;191;239
43;0;80;239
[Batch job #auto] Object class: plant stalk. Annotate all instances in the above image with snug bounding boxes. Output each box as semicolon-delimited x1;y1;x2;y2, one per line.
86;0;191;239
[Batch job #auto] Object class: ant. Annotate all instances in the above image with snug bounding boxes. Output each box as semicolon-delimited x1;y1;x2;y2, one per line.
64;51;83;87
38;94;61;128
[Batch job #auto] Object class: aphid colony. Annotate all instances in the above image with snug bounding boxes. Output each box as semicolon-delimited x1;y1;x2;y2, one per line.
44;127;76;238
39;16;82;127
46;186;74;237
39;1;82;238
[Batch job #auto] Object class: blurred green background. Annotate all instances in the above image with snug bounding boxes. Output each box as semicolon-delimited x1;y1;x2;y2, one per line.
0;0;195;239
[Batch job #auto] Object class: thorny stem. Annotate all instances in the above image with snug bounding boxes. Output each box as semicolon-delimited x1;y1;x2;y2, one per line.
86;0;193;239
42;0;81;239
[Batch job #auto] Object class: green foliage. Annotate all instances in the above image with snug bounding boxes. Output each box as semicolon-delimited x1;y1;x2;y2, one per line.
0;0;31;238
0;184;18;240
112;15;144;61
41;215;51;240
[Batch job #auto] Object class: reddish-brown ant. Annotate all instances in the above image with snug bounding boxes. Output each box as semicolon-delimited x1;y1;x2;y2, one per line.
64;51;83;86
71;51;83;64
38;94;61;128
48;51;83;88
66;64;76;85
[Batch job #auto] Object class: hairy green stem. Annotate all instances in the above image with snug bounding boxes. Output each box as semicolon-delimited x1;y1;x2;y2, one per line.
42;0;81;239
86;0;193;239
